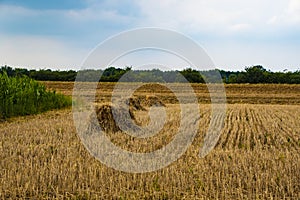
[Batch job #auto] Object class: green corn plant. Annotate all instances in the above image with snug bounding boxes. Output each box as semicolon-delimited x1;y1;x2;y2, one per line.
0;72;72;119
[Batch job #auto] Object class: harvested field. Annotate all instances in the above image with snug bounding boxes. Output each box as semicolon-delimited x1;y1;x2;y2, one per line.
0;82;299;199
43;82;300;104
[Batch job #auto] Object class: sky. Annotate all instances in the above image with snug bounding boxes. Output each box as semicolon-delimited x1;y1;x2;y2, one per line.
0;0;300;71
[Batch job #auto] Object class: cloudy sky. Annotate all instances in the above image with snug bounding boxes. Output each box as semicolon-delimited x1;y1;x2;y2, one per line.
0;0;300;71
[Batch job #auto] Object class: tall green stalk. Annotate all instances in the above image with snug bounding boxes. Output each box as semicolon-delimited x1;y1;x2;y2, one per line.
0;72;72;119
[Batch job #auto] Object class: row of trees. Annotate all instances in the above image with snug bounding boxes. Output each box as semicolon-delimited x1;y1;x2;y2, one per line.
223;66;300;84
1;66;77;81
1;65;300;84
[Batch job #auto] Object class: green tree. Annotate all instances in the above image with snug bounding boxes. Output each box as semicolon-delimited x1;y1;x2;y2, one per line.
180;68;204;83
244;65;267;83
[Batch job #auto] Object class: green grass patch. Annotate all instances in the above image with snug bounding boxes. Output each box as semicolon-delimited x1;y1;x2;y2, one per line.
0;72;72;119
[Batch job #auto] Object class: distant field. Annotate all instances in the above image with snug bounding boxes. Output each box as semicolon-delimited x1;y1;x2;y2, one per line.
43;81;300;104
0;82;299;199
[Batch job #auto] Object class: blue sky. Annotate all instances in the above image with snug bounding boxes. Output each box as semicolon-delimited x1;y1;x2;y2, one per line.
0;0;300;71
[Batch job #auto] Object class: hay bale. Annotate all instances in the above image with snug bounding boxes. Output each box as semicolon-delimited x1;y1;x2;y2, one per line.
91;104;137;133
145;95;166;107
116;96;164;111
87;96;164;134
95;105;119;133
127;97;146;111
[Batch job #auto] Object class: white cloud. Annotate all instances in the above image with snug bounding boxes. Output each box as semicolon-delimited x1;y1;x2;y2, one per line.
0;3;133;25
1;0;300;71
268;0;300;25
205;40;300;71
0;4;63;17
285;0;300;24
0;3;136;69
229;23;252;32
0;35;88;69
134;0;298;37
66;7;133;23
0;4;34;15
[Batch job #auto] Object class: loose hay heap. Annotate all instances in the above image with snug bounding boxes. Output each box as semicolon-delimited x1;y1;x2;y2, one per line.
144;95;166;107
90;96;165;133
92;104;135;133
126;97;145;111
124;96;165;110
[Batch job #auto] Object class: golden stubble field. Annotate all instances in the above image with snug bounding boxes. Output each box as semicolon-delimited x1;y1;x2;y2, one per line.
1;82;300;199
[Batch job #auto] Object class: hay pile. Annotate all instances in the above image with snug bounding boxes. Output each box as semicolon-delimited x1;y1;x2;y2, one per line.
89;96;165;134
91;104;136;133
126;97;146;111
144;95;166;107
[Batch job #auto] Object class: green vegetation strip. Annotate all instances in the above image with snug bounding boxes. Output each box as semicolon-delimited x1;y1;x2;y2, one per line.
2;65;300;83
0;72;72;119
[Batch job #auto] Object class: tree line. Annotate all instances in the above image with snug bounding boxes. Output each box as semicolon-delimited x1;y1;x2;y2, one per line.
1;65;300;84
